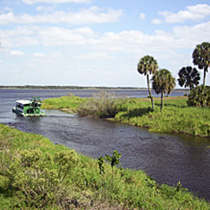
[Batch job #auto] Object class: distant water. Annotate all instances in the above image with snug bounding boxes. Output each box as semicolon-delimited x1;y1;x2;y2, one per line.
2;89;210;201
0;88;189;99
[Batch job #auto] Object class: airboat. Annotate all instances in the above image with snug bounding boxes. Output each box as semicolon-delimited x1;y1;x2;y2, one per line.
12;97;46;117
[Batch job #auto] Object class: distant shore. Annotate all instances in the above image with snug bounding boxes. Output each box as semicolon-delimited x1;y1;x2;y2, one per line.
0;85;188;91
0;85;144;90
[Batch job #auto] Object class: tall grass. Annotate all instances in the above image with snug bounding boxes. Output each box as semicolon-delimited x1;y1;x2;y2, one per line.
0;124;209;209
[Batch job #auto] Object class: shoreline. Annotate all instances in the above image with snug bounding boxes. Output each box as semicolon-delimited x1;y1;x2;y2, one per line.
42;95;210;138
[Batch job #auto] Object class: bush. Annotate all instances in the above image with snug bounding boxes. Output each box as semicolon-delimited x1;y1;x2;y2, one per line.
5;149;79;209
187;85;210;107
77;91;125;118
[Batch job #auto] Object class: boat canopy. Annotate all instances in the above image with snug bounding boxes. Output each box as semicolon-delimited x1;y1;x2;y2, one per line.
16;100;31;105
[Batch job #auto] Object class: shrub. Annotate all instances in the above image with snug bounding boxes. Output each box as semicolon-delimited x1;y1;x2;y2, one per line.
187;85;210;107
54;150;79;181
6;149;79;209
77;91;125;118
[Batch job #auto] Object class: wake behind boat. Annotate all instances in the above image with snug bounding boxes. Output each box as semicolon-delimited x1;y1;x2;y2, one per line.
12;97;46;117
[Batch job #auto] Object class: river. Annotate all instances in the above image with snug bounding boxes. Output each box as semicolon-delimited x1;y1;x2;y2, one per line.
1;88;210;201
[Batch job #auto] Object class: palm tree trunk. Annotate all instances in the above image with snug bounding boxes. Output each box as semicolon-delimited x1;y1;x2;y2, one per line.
147;74;154;110
203;67;207;88
160;92;163;111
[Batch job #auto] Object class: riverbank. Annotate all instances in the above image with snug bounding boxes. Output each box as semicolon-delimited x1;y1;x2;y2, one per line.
0;124;209;209
42;95;210;138
114;97;210;137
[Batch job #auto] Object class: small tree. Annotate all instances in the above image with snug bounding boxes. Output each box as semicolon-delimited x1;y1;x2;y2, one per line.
98;150;121;194
152;69;176;111
137;55;158;110
192;42;210;87
105;150;121;191
177;66;200;90
98;150;121;177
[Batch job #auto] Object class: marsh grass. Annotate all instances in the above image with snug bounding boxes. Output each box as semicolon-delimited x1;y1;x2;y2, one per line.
0;124;209;209
42;94;86;113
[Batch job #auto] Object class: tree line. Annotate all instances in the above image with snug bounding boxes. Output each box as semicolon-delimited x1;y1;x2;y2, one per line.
0;85;136;89
137;41;210;110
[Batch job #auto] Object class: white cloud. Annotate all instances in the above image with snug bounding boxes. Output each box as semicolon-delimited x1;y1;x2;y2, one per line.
22;0;90;4
152;18;162;25
139;13;145;20
36;6;55;12
0;26;89;48
172;21;210;47
0;26;39;48
2;20;210;53
0;7;122;25
38;26;96;46
0;12;15;25
9;50;25;56
34;52;45;57
155;4;210;24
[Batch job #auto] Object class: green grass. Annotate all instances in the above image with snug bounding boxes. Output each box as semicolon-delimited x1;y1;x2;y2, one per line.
115;97;210;137
42;95;86;113
0;124;209;209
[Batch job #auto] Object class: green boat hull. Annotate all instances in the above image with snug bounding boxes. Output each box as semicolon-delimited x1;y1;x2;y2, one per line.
12;107;46;117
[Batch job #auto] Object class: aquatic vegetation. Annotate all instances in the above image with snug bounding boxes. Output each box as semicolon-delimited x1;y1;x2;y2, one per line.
0;124;209;209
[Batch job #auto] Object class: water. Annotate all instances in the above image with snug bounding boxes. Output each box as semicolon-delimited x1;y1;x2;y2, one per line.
1;89;210;201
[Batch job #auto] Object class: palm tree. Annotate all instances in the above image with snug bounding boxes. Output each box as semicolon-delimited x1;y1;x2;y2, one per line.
137;55;158;110
177;66;200;90
192;42;210;87
152;69;176;111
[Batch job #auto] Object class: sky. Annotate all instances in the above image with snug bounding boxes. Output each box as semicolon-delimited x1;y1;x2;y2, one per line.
0;0;210;87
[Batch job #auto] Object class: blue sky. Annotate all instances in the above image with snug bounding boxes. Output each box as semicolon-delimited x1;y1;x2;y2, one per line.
0;0;210;87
